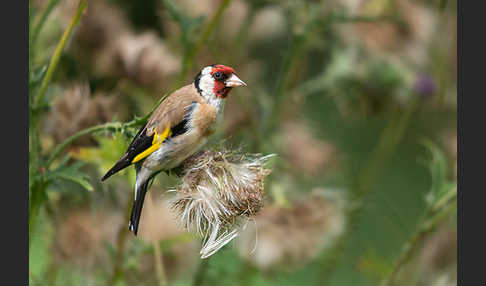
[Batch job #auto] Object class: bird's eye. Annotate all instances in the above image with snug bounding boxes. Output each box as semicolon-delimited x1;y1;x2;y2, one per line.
213;72;224;80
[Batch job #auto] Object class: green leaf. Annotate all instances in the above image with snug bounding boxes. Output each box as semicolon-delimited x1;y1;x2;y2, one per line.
421;139;453;206
51;172;93;192
53;154;71;170
46;160;94;192
29;65;48;87
51;171;94;191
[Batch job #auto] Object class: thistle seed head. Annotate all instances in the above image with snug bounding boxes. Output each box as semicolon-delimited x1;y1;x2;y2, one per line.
170;149;275;258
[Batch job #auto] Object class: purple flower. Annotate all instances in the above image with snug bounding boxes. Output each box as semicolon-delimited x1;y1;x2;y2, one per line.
414;74;436;96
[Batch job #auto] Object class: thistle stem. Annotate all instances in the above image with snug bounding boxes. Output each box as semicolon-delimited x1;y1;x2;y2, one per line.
107;198;132;286
153;240;167;286
229;5;256;63
35;0;87;108
31;0;60;45
46;122;123;168
46;93;168;168
354;99;418;198
175;0;233;86
380;188;457;286
321;99;419;282
193;257;210;286
149;197;167;286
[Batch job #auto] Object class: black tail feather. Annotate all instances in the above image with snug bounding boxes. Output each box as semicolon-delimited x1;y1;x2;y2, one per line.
128;180;150;236
101;154;131;182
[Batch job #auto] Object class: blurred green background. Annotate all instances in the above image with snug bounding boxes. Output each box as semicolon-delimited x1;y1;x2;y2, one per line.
29;0;457;285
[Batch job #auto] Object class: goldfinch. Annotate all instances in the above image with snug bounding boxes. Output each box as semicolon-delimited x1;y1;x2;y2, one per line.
101;64;247;235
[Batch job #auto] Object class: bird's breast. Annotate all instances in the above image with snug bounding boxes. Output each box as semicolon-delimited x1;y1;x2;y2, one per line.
191;102;219;137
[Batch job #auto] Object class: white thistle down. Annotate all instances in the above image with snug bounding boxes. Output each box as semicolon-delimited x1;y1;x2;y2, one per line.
170;149;274;258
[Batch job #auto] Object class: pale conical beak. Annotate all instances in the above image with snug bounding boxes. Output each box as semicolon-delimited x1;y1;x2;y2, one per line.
225;74;247;87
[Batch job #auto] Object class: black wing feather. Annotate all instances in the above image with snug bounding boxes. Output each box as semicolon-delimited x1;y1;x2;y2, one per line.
101;122;154;181
170;101;196;137
101;101;197;182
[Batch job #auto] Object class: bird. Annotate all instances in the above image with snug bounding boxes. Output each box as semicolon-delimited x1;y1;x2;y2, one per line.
101;64;247;235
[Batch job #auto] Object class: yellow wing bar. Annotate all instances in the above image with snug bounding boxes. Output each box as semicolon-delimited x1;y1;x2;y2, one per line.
132;124;172;163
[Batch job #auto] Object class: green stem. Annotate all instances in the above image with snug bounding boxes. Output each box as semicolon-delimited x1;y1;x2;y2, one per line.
149;197;167;286
229;5;256;63
29;181;47;248
46;122;123;168
107;228;128;286
355;99;418;198
46;93;167;168
107;198;132;286
193;257;210;286
153;239;167;286
432;186;457;212
31;0;60;45
330;14;403;25
431;2;454;109
175;0;233;86
273;34;305;102
262;32;307;137
380;190;457;286
264;10;348;134
29;0;33;82
30;95;165;237
46;259;60;286
35;0;87;108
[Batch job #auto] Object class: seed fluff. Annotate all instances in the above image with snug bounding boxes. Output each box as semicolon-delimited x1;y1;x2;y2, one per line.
170;148;275;258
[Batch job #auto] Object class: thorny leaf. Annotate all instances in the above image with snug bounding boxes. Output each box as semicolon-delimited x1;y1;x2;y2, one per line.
70;133;136;185
46;160;93;192
49;170;94;192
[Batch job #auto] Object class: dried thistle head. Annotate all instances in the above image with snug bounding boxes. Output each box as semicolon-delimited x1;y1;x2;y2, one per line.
60;0;180;90
43;83;126;146
54;208;122;269
280;121;339;176
170;149;274;258
236;190;346;270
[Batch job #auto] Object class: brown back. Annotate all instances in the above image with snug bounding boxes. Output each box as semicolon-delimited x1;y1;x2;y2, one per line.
145;84;203;136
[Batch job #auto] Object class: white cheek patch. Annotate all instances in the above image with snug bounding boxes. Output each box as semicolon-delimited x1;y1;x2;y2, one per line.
199;74;215;97
198;65;223;108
